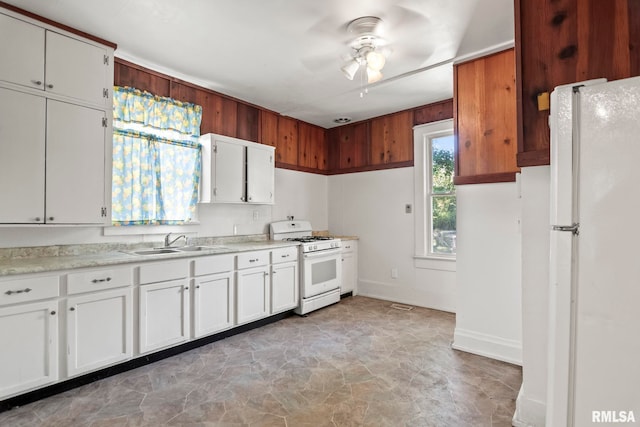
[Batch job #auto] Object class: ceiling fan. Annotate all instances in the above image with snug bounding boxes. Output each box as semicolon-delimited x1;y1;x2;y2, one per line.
340;16;389;84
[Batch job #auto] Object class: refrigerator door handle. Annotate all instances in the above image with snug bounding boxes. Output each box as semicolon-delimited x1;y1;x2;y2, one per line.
552;223;580;235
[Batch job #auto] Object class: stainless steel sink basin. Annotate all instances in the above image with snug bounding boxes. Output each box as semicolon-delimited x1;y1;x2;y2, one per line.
131;248;178;255
175;246;206;252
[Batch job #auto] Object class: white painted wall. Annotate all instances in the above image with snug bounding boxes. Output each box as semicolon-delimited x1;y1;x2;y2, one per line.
453;181;522;365
328;168;457;312
0;168;328;248
513;166;549;426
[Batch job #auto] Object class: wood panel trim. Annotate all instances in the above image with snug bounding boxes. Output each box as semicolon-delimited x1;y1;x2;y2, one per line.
327;161;414;175
275;163;330;175
454;172;517;185
517;149;550;167
514;0;525;164
0;1;117;49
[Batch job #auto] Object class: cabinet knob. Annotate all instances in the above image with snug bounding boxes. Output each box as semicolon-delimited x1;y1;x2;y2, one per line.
46;84;54;89
196;285;200;289
248;196;252;201
50;311;56;315
31;80;42;86
34;217;41;222
48;217;54;221
184;287;189;291
70;307;75;311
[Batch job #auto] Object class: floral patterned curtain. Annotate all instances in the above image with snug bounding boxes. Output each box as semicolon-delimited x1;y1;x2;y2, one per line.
112;86;202;225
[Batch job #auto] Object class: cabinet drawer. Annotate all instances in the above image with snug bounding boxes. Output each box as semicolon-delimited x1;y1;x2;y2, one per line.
193;254;234;277
271;246;298;264
67;266;132;295
0;275;59;306
139;259;189;284
236;251;269;270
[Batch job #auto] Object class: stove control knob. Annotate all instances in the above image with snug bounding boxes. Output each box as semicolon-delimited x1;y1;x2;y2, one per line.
312;245;317;250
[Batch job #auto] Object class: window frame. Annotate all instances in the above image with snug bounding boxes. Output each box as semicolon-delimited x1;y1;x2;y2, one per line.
413;119;456;262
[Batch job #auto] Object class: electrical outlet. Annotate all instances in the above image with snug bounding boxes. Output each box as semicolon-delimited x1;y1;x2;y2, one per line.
391;268;398;279
253;210;259;221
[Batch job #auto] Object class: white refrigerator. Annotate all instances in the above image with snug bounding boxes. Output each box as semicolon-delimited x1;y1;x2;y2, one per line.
547;76;640;426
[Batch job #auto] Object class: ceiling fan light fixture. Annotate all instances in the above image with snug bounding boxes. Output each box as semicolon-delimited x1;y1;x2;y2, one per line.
341;59;360;80
366;67;383;84
365;50;386;71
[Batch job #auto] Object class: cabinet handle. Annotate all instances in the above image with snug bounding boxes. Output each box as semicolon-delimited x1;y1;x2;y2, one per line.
196;285;200;289
272;271;276;275
240;196;245;201
46;84;54;89
281;254;289;258
249;258;259;263
184;287;189;291
31;80;42;86
248;196;252;201
48;217;54;221
91;277;112;283
4;288;32;295
264;272;269;277
50;311;56;315
34;217;41;222
70;307;75;311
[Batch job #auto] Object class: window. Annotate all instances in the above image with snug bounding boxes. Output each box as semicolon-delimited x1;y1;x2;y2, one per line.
111;86;202;226
414;119;456;259
428;134;456;255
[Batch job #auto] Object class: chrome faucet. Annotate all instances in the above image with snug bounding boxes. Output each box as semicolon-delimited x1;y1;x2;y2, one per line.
164;233;186;247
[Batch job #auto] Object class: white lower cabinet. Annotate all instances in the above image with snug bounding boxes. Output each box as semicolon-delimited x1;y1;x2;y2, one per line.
192;255;235;338
139;279;190;354
271;247;299;314
0;299;58;399
236;251;270;325
341;241;358;295
66;287;132;377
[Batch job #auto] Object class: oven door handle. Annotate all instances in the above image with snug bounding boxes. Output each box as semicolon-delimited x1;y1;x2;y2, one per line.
303;248;342;259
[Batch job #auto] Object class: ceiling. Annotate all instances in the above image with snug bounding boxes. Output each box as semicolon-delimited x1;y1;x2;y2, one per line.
4;0;514;128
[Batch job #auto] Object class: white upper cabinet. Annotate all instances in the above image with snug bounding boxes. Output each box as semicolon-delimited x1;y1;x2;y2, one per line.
46;100;107;224
0;12;110;106
200;133;275;204
0;88;46;223
0;8;113;225
0;13;44;90
247;144;274;204
45;31;109;106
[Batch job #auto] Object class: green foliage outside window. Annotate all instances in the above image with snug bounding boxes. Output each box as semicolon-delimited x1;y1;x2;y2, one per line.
431;136;456;255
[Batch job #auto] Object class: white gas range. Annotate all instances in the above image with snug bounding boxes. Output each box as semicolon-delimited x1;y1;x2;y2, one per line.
270;220;342;315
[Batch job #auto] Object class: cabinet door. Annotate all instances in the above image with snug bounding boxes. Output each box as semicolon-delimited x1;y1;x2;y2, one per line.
45;31;108;106
66;288;132;377
271;261;298;314
0;88;46;223
0;300;58;399
214;139;245;203
193;272;235;338
341;251;356;294
236;266;270;325
247;145;274;204
139;279;190;354
0;13;45;90
46;100;106;224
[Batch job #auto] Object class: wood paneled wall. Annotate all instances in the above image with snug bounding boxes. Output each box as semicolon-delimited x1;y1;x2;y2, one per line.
327;100;453;174
454;49;519;184
516;0;640;166
114;58;452;176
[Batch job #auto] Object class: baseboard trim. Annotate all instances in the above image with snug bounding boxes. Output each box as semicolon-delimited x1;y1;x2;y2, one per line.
452;327;522;366
513;385;546;427
357;279;456;313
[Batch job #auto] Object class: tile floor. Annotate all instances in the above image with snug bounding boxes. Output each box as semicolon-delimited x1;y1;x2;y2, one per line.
0;296;521;426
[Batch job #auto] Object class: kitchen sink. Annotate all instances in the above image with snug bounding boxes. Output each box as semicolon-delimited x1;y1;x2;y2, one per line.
175;246;207;252
131;248;178;255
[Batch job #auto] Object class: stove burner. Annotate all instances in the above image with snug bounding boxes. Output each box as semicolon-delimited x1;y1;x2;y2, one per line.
285;236;334;243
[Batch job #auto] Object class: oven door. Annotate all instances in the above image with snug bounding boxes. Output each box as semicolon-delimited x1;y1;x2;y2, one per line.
301;248;342;298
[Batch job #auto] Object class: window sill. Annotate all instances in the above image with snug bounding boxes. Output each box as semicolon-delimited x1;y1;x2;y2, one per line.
414;255;456;272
